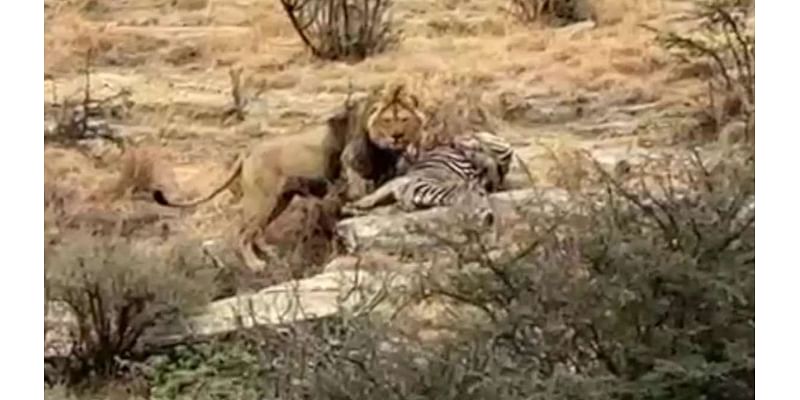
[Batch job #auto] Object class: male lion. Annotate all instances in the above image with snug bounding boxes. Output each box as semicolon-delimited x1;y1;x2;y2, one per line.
152;82;427;271
152;111;350;270
339;82;427;200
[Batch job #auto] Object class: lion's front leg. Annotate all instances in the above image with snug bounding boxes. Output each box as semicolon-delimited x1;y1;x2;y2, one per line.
343;165;374;201
340;141;378;201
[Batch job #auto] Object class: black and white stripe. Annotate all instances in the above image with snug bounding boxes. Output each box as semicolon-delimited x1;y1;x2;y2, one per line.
402;175;480;209
412;146;484;180
454;131;514;177
396;132;514;209
344;132;514;217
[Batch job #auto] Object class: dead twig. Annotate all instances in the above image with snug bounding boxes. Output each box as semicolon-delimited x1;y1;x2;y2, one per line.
46;49;132;151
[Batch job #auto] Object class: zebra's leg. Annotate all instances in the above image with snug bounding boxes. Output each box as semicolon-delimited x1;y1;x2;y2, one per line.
471;150;503;192
343;176;411;214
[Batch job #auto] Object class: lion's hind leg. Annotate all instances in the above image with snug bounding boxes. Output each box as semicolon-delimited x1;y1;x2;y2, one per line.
238;176;330;272
238;222;268;272
263;176;330;226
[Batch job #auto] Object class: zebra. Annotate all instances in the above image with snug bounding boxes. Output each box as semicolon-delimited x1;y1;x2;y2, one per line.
449;130;514;190
397;130;515;191
342;131;515;225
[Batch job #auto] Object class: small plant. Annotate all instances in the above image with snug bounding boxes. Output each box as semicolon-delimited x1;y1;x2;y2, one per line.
644;0;754;143
148;341;264;400
223;66;247;124
279;0;398;61
45;235;216;384
221;66;265;125
46;50;133;149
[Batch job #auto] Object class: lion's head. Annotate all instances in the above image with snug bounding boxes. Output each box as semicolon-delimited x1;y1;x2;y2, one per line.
362;83;426;153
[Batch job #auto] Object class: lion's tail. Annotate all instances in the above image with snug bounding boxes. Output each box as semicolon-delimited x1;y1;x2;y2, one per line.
153;156;243;208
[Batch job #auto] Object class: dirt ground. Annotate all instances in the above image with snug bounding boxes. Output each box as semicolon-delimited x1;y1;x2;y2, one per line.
44;0;716;263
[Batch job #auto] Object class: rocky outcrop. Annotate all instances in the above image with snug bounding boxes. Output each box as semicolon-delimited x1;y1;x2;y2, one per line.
335;188;570;255
45;253;419;358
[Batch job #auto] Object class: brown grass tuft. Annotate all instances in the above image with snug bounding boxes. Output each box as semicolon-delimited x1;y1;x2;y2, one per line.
45;11;100;75
541;140;596;191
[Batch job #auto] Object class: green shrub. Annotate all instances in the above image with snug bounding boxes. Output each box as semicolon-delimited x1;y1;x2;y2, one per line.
147;341;264;400
45;235;216;384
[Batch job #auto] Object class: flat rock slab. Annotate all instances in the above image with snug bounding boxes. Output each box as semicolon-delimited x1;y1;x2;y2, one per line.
335;188;572;255
47;259;418;357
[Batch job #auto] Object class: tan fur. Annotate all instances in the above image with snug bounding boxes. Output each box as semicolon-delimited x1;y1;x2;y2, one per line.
46;147;177;242
151;82;426;271
339;82;427;200
251;181;347;275
95;146;177;203
153;115;349;270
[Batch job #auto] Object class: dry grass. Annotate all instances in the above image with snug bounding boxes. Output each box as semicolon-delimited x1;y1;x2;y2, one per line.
45;10;100;75
43;4;754;396
44;0;713;260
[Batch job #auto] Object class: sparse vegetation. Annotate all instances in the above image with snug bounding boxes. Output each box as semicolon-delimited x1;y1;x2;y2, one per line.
46;50;133;150
135;149;754;400
645;0;754;144
279;0;398;61
223;66;247;124
45;236;216;385
43;0;755;397
222;66;265;125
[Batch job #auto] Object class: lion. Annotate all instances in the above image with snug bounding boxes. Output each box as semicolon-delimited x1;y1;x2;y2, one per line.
151;82;427;271
339;82;427;200
250;179;348;278
45;146;178;242
100;145;178;202
152;112;350;270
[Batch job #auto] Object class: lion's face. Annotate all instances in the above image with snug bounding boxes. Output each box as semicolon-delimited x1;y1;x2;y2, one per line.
365;88;425;153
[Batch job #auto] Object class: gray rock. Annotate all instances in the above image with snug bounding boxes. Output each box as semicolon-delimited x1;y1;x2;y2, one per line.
45;256;420;358
335;188;572;255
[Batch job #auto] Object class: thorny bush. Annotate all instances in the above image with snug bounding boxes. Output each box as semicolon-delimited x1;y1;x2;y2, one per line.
646;0;754;144
279;0;398;61
46;50;132;150
45;235;216;385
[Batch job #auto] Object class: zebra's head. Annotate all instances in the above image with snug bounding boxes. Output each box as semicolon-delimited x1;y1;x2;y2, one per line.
453;179;496;228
